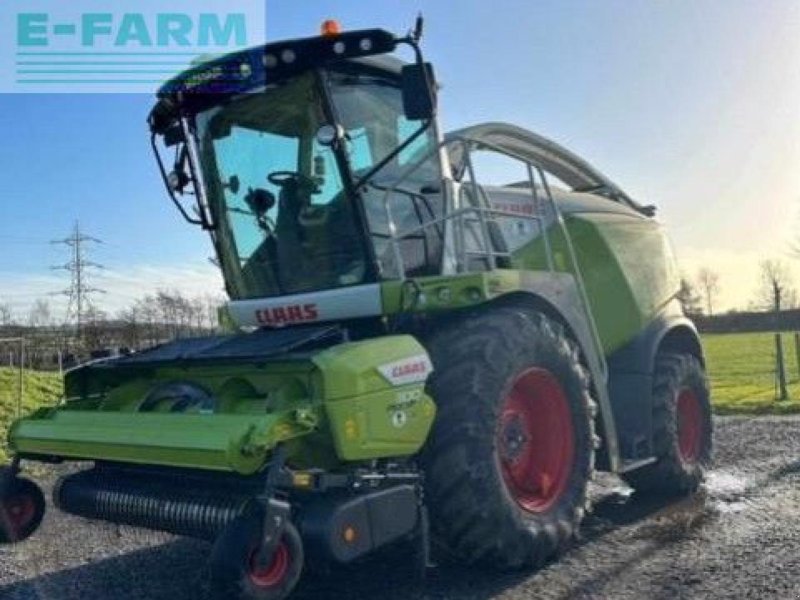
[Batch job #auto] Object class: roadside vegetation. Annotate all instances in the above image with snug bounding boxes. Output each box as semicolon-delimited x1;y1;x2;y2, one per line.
0;368;62;463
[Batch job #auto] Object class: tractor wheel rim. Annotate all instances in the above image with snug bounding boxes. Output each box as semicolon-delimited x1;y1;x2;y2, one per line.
2;494;36;533
677;388;703;463
1;493;36;541
248;541;290;588
498;367;575;513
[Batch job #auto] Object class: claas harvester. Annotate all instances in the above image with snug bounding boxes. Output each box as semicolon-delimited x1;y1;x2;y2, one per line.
1;19;712;600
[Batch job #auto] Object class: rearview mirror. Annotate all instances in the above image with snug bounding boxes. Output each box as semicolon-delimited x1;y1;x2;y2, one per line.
401;62;436;121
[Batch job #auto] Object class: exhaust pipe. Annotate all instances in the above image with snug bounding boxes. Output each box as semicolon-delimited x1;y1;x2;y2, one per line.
54;466;254;540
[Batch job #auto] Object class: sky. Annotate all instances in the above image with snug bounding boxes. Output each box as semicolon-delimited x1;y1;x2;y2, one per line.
0;0;798;320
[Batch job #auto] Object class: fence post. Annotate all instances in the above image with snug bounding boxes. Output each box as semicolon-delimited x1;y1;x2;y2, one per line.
795;333;800;381
777;333;788;401
16;338;25;419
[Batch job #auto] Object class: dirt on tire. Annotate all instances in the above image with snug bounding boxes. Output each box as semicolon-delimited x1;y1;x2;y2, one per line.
422;307;596;569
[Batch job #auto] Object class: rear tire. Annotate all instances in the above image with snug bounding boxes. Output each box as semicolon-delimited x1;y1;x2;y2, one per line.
209;513;303;600
422;307;596;569
622;352;712;495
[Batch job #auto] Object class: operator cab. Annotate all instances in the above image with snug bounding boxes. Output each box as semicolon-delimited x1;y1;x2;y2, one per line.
149;20;651;322
149;22;445;302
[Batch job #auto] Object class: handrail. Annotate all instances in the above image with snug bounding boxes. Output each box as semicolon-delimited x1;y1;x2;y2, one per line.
374;134;608;380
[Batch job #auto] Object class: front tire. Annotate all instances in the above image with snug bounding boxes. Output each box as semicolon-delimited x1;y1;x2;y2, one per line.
422;307;596;570
209;513;303;600
622;352;712;495
0;474;45;544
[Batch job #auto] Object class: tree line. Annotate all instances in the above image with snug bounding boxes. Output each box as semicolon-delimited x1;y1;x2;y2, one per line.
0;290;225;370
677;259;797;319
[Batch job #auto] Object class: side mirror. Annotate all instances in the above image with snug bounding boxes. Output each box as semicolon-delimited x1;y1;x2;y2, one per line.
401;62;436;121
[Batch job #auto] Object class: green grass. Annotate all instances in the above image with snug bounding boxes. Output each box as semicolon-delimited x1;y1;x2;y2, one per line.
0;368;63;464
704;332;800;414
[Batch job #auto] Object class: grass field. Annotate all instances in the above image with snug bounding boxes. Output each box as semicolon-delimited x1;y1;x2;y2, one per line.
0;368;62;464
0;332;798;464
703;332;800;414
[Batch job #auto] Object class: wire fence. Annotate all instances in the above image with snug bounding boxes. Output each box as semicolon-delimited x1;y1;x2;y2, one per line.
704;331;800;406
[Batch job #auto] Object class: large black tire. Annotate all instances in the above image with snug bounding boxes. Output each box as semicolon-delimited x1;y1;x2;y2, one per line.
0;474;45;544
209;513;303;600
422;307;596;570
622;352;712;495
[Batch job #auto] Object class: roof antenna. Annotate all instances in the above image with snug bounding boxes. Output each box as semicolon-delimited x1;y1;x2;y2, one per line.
411;12;425;43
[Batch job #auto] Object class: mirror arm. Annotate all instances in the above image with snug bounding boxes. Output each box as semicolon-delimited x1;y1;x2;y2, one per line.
395;36;425;67
151;133;204;227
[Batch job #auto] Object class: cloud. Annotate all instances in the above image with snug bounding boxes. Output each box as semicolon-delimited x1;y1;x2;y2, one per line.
0;261;224;320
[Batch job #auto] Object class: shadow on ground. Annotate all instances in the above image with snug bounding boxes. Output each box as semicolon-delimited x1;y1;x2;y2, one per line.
0;486;715;600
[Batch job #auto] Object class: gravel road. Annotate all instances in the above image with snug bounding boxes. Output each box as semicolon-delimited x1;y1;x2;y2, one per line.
3;415;800;600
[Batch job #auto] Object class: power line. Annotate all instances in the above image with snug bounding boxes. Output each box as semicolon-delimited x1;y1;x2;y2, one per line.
50;221;106;334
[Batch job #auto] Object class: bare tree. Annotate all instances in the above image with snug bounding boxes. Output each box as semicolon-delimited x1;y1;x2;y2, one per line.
755;259;794;311
27;298;52;328
82;306;111;352
0;302;13;327
696;268;721;316
677;277;703;317
757;260;792;400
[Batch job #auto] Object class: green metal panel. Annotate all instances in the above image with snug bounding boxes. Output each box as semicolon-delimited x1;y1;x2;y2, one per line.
312;335;426;399
9;408;317;474
8;335;437;471
508;212;679;355
566;214;679;353
312;336;436;461
324;385;435;461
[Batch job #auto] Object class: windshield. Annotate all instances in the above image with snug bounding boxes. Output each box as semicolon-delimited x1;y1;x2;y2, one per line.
327;67;445;278
194;66;445;300
327;67;438;186
196;72;368;299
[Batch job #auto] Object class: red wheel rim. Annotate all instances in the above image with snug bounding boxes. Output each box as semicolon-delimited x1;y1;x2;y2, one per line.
497;367;575;513
1;494;36;537
677;388;703;463
248;541;290;588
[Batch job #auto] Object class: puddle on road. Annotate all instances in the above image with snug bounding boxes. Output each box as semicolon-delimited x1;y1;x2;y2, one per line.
705;471;749;498
584;469;758;546
588;470;754;544
705;471;751;514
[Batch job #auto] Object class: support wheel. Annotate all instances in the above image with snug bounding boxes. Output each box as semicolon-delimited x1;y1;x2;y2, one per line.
0;473;46;544
422;307;596;570
622;352;712;495
209;514;303;600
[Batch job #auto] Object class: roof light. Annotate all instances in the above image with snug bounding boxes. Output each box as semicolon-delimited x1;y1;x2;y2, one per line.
281;49;296;64
321;19;342;37
333;41;346;55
